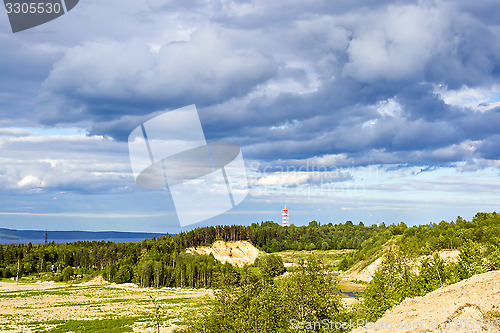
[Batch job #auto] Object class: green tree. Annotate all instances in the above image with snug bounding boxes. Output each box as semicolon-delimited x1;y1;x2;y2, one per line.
306;243;316;251
254;254;285;278
153;261;163;288
457;240;484;279
283;258;343;324
185;257;345;333
337;257;349;271
487;246;500;270
61;266;74;282
362;251;418;321
115;265;132;284
138;261;153;287
416;254;448;293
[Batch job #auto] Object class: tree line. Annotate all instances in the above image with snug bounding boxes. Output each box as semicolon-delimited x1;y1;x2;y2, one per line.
0;219;383;287
180;212;500;332
1;212;499;290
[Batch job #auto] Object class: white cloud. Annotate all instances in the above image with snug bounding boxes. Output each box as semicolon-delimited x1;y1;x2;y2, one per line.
0;211;168;218
343;2;451;81
42;27;278;108
377;98;403;117
434;84;500;111
0;128;133;193
17;175;45;189
249;170;351;187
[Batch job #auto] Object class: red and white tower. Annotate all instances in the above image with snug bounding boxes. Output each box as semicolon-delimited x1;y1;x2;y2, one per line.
282;205;289;227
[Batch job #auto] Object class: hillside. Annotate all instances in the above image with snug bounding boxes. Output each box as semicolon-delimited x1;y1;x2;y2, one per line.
351;270;500;332
343;250;460;282
186;240;261;267
0;228;164;244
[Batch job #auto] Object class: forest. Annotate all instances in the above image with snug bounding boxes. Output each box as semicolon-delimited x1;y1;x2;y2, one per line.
1;213;500;332
181;212;500;332
0;212;499;292
0;219;381;287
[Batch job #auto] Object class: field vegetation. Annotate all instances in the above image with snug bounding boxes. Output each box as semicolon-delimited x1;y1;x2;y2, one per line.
1;212;500;332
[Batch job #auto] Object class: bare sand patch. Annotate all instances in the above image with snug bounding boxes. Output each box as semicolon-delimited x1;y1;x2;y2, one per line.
187;240;261;267
351;270;500;332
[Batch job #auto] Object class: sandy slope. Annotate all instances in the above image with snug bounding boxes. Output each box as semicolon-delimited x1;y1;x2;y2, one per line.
343;250;461;282
186;240;261;267
351;270;500;332
342;256;385;282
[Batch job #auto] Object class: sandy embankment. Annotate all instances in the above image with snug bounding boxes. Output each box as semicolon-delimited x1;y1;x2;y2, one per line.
351;270;500;333
186;240;261;267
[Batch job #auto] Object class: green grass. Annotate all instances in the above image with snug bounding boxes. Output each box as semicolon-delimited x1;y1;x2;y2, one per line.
0;289;73;298
276;249;354;269
348;279;368;285
337;280;366;293
38;318;137;333
0;283;210;332
488;311;500;318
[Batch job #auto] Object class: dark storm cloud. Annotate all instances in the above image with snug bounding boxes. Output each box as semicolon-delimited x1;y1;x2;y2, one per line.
455;0;500;26
39;30;278;123
3;0;499;170
0;34;65;126
476;134;500;160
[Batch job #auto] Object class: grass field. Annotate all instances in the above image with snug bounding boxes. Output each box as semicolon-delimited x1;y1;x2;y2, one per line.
275;249;355;269
0;281;209;332
0;249;366;332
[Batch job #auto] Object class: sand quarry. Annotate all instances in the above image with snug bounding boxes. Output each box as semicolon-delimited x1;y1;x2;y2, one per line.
351;270;500;332
2;246;496;332
0;276;208;332
186;240;261;267
343;250;461;282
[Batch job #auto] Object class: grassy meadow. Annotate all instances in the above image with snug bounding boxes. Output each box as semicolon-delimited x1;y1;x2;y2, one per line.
0;281;209;332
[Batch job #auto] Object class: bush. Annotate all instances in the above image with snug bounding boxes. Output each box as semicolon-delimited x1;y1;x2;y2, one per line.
60;266;74;282
184;257;346;333
115;265;133;284
306;243;316;251
457;240;484;279
254;254;285;278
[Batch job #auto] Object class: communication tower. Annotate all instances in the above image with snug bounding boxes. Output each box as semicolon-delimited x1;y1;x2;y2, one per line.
282;206;289;227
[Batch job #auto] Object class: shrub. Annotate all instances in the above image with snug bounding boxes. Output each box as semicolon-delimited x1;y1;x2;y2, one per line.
115;265;133;284
60;266;74;282
457;240;484;279
254;254;285;278
184;257;345;333
306;243;316;251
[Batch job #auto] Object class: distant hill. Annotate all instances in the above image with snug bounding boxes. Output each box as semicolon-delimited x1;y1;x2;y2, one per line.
0;228;166;244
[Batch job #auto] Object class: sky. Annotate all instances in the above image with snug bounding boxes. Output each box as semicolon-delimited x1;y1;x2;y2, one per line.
0;0;499;233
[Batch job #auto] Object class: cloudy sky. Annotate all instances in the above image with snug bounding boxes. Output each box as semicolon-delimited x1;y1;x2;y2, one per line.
0;0;499;233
